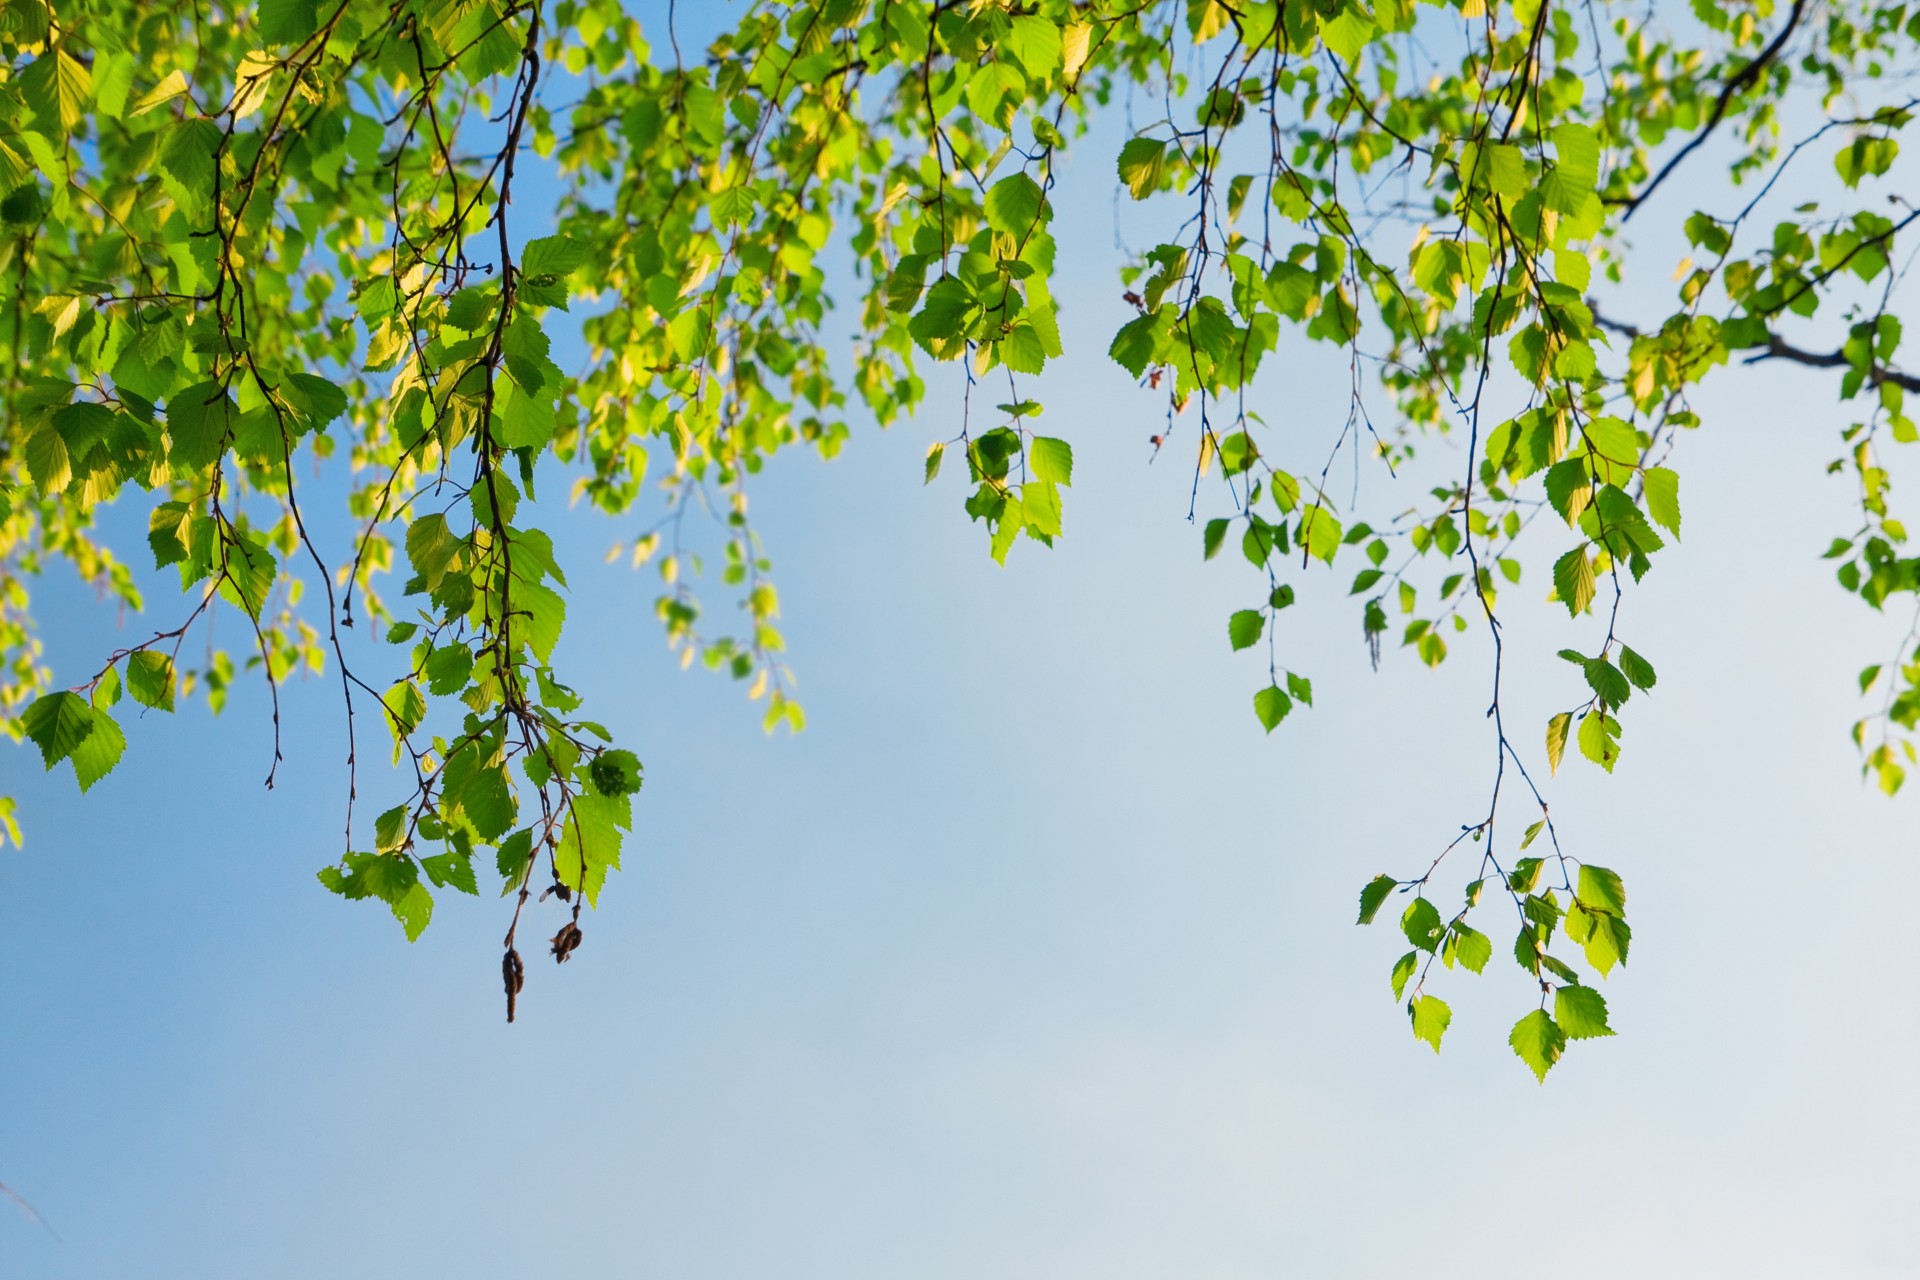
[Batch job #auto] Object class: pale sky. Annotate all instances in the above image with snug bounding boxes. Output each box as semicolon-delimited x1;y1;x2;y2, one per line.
3;5;1917;1276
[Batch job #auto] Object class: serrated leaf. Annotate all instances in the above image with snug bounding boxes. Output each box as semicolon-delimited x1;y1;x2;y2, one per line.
69;709;124;792
495;828;535;893
1401;896;1444;953
420;851;479;896
588;748;644;797
1109;310;1163;376
21;691;95;768
1577;863;1627;916
1583;657;1632;708
1253;684;1291;732
405;513;463;589
923;440;944;484
1643;466;1681;536
1358;874;1397;924
391;881;433;941
1544;458;1590;525
259;0;320;42
1546;712;1571;774
1117;136;1169;199
1509;1009;1567;1082
1409;994;1451;1052
1029;436;1072;485
1578;709;1621;772
984;172;1046;236
1228;608;1264;651
126;651;176;712
1552;546;1596;616
1554;984;1614;1039
1566;905;1631;976
1452;924;1492;974
522;235;590;278
1389;949;1418;1000
1618;645;1657;691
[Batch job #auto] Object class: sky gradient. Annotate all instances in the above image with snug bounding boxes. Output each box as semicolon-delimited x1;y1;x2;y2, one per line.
4;5;1918;1276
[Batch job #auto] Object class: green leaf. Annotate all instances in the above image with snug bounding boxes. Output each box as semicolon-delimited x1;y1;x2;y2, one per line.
1451;924;1492;974
1508;859;1544;897
373;804;409;853
923;441;944;484
1318;8;1376;62
129;69;191;117
495;828;536;894
908;277;978;358
1544;458;1589;525
984;172;1046;236
126;651;176;712
1203;517;1229;560
1618;645;1657;691
424;644;474;696
1545;712;1571;774
420;852;479;896
1389;950;1418;1000
1543;122;1599;214
1401;896;1444;953
1409;994;1451;1052
1029;436;1073;485
259;0;320;42
1643;466;1681;536
69;709;125;792
1552;546;1596;616
1117;136;1169;199
1583;657;1632;708
522;235;590;279
1357;873;1397;924
391;881;434;941
1005;14;1063;79
1228;608;1264;651
1109;310;1164;376
91;666;122;711
588;748;645;797
1577;709;1621;772
167;383;238;471
1577;863;1627;916
159;119;221;213
1566;905;1631;976
1509;1009;1567;1082
1253;684;1292;732
22;692;95;769
1554;984;1614;1039
24;425;70;494
405;513;463;589
1299;506;1342;563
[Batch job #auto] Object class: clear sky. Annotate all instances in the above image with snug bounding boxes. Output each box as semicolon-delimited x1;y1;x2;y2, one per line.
4;5;1918;1277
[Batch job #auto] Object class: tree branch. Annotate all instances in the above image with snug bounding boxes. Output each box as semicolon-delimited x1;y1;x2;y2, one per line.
1745;333;1920;393
1588;301;1920;392
1614;0;1810;219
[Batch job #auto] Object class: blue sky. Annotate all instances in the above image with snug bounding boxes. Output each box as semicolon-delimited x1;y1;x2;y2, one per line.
4;5;1919;1276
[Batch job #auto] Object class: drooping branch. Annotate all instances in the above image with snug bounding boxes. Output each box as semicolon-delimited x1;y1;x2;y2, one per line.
1615;0;1811;219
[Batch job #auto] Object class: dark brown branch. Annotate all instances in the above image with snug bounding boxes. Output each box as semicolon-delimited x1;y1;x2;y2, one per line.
1744;333;1920;393
1615;0;1809;219
1590;301;1920;392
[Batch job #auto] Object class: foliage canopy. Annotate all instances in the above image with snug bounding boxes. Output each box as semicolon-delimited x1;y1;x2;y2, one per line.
1;0;1914;1075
